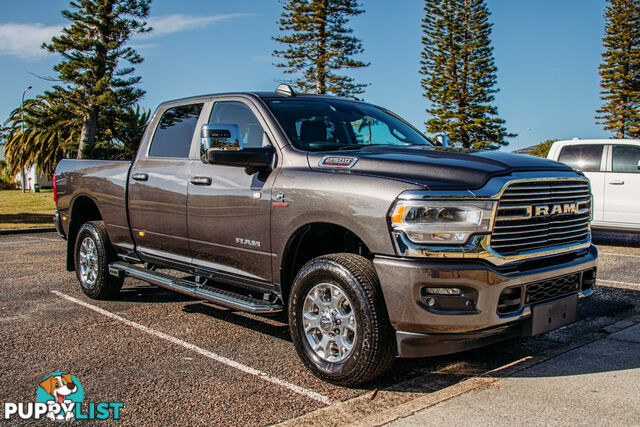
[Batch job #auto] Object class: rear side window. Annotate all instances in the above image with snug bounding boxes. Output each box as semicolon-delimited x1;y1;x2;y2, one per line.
149;103;204;157
557;144;603;172
612;144;640;173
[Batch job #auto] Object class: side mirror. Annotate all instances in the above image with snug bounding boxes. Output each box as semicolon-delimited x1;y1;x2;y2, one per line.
637;160;640;171
435;134;451;147
200;123;243;161
207;146;274;169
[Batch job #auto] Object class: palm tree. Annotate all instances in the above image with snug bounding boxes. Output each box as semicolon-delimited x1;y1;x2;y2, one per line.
6;89;151;178
5;90;80;177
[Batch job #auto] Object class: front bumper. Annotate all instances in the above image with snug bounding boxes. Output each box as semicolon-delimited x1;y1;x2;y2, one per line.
373;245;598;357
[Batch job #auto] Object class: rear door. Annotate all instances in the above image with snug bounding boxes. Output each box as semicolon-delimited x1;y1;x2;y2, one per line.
603;143;640;227
556;144;606;223
187;99;275;283
128;102;206;264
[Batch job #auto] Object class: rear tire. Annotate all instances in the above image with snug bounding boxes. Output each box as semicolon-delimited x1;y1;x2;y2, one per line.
288;253;395;386
74;221;123;300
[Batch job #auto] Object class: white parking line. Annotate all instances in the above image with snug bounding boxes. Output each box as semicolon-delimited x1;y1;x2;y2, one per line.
600;252;640;259
51;290;332;406
599;279;640;288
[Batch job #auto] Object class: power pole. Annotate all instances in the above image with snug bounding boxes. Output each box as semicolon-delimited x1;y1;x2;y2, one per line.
20;85;32;192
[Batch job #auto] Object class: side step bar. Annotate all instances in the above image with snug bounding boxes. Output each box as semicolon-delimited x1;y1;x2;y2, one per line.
108;262;282;314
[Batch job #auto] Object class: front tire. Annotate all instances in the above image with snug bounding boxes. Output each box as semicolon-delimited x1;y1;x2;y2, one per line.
288;253;395;386
74;221;123;300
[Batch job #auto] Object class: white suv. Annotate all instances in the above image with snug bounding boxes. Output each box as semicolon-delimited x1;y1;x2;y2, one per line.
548;139;640;232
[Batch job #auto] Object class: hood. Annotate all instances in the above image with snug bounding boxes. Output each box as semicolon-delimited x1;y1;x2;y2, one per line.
308;145;574;190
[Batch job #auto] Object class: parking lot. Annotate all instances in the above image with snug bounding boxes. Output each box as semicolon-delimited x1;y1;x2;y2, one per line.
1;231;639;425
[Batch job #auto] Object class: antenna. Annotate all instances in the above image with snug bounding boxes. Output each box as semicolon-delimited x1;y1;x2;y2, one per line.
275;84;296;97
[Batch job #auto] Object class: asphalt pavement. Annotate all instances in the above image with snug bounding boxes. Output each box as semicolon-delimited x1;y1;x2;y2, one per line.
0;231;639;425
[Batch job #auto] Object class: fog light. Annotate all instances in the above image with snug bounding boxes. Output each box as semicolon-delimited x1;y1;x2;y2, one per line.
423;287;462;296
420;286;478;313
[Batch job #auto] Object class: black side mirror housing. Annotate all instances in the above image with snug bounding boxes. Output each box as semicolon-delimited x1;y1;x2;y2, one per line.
207;146;274;169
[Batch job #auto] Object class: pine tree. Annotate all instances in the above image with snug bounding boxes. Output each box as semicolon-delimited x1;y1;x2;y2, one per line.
43;0;151;158
420;0;514;150
273;0;368;97
596;0;640;139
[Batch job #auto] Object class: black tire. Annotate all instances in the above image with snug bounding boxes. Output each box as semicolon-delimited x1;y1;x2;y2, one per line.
74;221;123;300
288;253;396;386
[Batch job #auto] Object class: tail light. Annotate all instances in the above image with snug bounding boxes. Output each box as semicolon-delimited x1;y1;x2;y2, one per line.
53;173;58;203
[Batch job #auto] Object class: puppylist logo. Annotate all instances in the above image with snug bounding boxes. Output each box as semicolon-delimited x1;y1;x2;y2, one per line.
3;372;123;421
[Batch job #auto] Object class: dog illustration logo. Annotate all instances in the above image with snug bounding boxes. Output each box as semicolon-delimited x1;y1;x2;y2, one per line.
36;372;84;421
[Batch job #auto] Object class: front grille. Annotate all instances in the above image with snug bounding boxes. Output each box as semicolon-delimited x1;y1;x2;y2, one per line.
497;272;582;315
524;273;580;305
490;180;591;256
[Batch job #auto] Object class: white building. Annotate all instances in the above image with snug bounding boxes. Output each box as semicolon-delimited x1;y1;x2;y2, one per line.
13;164;52;190
2;145;52;190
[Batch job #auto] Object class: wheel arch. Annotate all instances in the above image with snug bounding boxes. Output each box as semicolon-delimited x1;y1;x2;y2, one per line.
279;222;372;305
66;194;103;271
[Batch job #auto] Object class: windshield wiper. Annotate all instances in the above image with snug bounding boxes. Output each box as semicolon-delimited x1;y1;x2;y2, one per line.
336;144;363;150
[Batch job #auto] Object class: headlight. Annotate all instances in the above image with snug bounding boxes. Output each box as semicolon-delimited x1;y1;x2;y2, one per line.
389;200;495;244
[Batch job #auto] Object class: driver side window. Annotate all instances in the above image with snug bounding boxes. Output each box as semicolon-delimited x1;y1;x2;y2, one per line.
209;102;268;149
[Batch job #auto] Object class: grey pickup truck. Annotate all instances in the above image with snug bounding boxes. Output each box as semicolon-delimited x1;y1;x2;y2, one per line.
54;84;597;386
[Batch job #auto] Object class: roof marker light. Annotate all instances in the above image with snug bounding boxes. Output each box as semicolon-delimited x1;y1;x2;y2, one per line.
275;84;296;97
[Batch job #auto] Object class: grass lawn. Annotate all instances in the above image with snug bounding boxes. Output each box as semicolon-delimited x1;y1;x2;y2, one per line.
0;189;56;230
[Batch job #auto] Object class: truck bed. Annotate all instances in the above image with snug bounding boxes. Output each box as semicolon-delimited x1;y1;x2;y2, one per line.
55;159;134;252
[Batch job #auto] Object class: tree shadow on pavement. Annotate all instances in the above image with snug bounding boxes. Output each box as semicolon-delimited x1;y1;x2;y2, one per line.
512;328;640;378
182;302;291;342
118;284;196;303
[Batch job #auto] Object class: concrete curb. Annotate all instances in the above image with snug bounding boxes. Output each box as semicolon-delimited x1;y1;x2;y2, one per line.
0;227;56;235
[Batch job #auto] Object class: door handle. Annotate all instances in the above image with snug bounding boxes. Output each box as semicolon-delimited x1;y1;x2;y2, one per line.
609;179;624;185
132;173;148;181
190;176;212;186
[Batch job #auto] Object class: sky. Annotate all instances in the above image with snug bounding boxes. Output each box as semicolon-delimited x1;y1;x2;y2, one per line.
0;0;609;151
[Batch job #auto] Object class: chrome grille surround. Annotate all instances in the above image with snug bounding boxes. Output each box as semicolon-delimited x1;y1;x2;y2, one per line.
489;179;592;256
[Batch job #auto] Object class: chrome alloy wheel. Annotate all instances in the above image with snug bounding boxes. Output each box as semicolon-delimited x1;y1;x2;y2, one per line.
78;237;98;288
302;283;357;363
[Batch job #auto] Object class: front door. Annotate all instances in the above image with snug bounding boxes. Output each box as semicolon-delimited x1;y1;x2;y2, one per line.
604;144;640;226
129;102;205;264
187;100;275;283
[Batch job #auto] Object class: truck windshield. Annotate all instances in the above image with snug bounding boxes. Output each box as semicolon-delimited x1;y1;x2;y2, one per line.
265;98;432;151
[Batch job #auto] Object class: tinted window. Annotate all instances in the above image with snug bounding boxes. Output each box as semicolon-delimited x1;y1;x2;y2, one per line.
612;144;640;173
149;103;203;157
557;144;603;172
209;102;266;149
265;98;431;151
